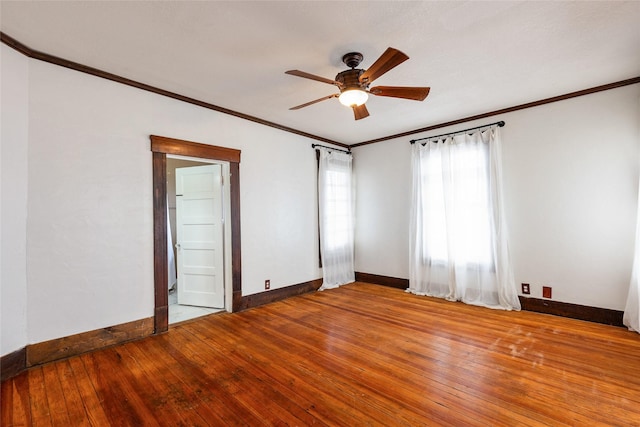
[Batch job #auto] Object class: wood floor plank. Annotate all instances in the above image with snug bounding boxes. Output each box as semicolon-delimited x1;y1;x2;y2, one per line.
41;363;71;426
27;368;52;426
1;378;14;426
81;350;161;426
170;323;301;426
148;329;270;426
3;282;640;426
182;318;359;426
140;334;254;426
121;340;215;426
53;361;91;427
3;370;33;426
0;372;32;426
111;344;203;426
66;356;113;426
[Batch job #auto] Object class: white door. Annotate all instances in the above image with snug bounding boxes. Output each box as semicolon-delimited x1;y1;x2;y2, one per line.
175;164;224;308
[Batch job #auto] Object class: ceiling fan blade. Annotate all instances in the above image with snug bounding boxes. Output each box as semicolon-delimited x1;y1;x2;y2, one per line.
352;104;370;120
289;94;338;110
359;48;409;84
369;86;431;101
285;70;339;86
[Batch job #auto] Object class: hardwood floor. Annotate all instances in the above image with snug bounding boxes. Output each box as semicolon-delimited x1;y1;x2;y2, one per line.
3;282;640;426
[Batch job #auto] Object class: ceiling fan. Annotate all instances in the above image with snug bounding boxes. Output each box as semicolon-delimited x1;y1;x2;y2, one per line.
285;47;430;120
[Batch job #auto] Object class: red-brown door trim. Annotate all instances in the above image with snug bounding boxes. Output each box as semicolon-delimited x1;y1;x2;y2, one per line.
150;135;241;333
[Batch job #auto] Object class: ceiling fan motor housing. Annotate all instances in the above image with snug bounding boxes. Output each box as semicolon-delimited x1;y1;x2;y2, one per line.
336;69;367;92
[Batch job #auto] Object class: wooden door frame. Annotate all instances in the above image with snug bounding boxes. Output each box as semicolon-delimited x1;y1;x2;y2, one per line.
150;135;242;334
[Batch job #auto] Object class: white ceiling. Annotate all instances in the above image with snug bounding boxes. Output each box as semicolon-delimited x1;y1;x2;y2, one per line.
1;1;639;145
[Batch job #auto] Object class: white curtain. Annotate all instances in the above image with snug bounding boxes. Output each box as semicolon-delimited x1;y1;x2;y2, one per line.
318;148;355;290
623;172;640;333
409;125;520;310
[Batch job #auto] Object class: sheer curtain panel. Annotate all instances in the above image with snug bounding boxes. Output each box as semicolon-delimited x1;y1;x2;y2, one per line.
409;125;520;310
623;171;640;333
318;148;355;290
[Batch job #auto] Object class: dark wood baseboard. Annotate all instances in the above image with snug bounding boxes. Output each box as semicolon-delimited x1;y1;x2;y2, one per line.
236;279;323;311
2;317;154;381
518;296;624;327
1;347;27;382
357;271;626;327
355;272;409;289
26;317;154;368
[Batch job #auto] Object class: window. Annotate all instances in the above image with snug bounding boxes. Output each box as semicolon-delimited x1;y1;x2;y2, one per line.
420;143;492;266
323;169;352;250
409;125;520;310
317;148;355;289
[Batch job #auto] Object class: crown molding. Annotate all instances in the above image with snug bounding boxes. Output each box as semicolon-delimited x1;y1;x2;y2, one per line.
350;76;640;148
0;32;348;148
2;32;638;149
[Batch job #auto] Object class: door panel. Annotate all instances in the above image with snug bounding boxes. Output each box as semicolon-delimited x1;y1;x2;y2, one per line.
175;164;224;308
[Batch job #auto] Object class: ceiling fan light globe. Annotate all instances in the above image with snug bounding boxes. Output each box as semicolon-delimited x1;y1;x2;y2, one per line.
339;89;368;107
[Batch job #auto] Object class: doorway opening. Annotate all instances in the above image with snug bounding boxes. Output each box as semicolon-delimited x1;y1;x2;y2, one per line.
151;135;242;334
166;156;230;324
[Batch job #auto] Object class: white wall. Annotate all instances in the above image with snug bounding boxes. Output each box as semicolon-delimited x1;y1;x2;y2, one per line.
1;45;29;355
354;84;640;311
1;47;323;352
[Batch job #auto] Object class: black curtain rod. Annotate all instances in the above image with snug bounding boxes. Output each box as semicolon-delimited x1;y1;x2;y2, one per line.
311;144;351;154
410;121;505;144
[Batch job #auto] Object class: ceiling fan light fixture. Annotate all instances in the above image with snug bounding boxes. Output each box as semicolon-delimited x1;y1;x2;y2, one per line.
286;47;429;119
338;89;368;107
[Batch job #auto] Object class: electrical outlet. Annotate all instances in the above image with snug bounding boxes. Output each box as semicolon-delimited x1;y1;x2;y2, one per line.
542;286;552;299
521;283;530;295
265;280;270;290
